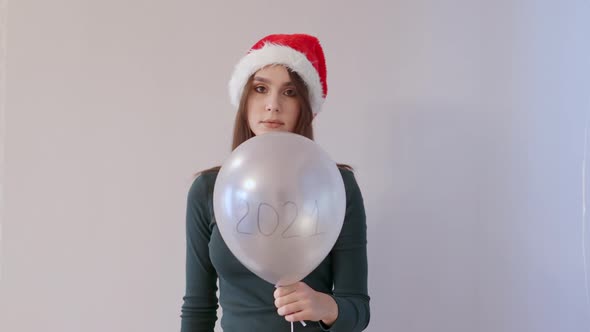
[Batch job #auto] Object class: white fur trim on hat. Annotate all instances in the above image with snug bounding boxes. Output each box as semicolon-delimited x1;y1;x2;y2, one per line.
228;43;325;114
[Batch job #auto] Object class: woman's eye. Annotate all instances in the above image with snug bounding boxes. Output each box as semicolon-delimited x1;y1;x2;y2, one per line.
283;89;296;97
254;86;266;93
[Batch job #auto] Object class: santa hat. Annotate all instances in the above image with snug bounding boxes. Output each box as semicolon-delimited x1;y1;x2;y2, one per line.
228;33;327;114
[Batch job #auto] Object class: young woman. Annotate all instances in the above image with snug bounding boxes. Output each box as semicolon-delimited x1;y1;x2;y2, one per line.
180;34;370;332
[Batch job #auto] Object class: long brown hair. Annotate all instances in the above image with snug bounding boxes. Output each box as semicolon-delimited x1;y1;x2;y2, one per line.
193;66;351;179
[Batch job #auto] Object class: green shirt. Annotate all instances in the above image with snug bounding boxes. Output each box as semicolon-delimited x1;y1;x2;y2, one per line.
180;168;370;332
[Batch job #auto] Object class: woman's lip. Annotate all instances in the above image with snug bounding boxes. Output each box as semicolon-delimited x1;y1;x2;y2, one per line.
261;121;284;124
262;122;283;128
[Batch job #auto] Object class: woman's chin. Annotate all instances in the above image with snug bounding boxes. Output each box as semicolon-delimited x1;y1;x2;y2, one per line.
254;127;290;136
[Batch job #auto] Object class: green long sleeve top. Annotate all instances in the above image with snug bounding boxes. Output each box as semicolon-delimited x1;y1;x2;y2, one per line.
180;168;370;332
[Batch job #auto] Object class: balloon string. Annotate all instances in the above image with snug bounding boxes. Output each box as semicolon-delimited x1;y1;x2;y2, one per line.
275;285;307;331
583;108;590;318
290;321;306;331
275;284;307;330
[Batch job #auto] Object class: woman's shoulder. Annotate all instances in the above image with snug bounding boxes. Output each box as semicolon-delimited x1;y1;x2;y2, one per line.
336;163;363;195
189;164;357;195
336;163;356;181
336;163;354;172
189;166;220;197
192;166;221;179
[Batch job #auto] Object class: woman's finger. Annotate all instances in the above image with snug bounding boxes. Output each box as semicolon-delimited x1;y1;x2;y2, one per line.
274;289;302;308
277;301;304;316
285;309;309;322
273;283;299;298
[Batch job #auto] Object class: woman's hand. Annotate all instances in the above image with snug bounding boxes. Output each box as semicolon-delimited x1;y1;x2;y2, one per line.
273;281;338;326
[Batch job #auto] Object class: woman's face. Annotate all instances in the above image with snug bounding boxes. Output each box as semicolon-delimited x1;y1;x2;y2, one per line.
246;65;301;136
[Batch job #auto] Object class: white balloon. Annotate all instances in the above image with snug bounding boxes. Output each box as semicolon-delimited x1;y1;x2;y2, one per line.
213;132;346;286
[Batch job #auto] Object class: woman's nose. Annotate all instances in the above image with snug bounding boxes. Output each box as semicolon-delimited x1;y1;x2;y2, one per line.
265;104;279;112
265;94;280;112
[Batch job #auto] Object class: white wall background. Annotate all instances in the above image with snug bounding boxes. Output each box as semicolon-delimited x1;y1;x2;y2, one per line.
1;1;590;331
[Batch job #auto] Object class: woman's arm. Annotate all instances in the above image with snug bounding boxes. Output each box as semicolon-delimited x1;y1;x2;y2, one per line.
320;169;371;331
180;174;219;332
273;169;371;331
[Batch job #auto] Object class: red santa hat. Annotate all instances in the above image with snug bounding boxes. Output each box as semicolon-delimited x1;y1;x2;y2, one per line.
228;33;328;114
